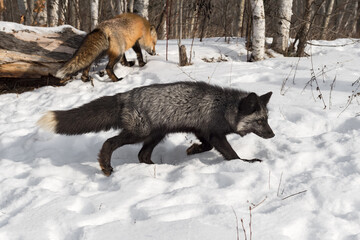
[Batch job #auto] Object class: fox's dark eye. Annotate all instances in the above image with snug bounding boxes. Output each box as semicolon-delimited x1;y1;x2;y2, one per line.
257;119;266;124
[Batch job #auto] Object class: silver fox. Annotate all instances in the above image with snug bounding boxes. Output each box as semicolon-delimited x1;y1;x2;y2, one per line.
37;81;275;176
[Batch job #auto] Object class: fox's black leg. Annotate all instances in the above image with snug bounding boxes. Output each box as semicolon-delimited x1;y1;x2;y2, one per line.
120;54;135;67
187;134;213;155
138;133;165;164
209;135;240;160
209;135;262;163
132;41;146;67
106;52;122;82
98;130;144;176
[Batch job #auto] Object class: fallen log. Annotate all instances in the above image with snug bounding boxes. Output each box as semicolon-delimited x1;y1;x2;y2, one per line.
0;23;85;79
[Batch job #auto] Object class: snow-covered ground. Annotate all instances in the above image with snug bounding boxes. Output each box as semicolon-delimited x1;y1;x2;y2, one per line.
1;23;360;240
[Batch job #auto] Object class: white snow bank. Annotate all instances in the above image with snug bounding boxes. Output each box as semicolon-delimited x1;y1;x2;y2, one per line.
0;22;359;240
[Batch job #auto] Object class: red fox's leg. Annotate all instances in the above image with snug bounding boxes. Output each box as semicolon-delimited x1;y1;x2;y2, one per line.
120;54;135;67
138;133;165;164
81;66;91;82
132;41;146;67
187;133;213;155
106;50;122;82
98;130;145;176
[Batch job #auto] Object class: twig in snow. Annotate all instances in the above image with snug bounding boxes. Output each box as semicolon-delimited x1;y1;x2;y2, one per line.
338;77;360;117
329;75;337;109
250;196;268;209
232;207;240;240
280;57;301;95
241;218;247;240
249;206;252;240
302;47;327;109
277;172;283;197
282;190;307;200
177;66;196;81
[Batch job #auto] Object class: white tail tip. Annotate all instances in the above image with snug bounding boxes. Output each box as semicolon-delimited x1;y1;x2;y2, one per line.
55;68;66;79
37;112;57;133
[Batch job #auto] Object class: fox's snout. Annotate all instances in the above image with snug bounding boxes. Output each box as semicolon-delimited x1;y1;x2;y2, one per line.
256;124;275;139
250;120;275;139
262;130;275;139
147;48;156;56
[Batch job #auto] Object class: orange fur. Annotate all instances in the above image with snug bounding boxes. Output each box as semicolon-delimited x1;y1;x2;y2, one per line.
55;13;157;82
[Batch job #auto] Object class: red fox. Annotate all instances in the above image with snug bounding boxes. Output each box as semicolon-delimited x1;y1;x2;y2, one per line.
55;13;157;82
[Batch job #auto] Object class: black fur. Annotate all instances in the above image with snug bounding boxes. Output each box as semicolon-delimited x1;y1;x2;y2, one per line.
41;81;274;176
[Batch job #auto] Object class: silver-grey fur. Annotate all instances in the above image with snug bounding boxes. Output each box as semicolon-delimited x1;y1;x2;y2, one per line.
37;81;274;176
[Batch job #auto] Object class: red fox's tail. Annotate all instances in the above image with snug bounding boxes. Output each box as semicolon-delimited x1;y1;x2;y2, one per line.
55;29;109;79
37;95;121;135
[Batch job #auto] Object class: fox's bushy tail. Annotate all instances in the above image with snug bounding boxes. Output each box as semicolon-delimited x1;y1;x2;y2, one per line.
37;95;121;135
55;29;109;79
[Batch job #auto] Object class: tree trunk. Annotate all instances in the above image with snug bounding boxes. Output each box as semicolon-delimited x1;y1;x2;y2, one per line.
272;0;293;55
178;0;183;46
321;0;335;39
90;0;99;30
128;0;134;12
0;0;4;21
47;0;58;27
112;0;123;15
67;0;79;29
57;0;67;25
296;0;314;57
236;0;245;37
4;0;21;23
350;0;359;37
133;0;149;18
178;0;187;66
335;0;350;34
0;24;85;78
249;0;265;61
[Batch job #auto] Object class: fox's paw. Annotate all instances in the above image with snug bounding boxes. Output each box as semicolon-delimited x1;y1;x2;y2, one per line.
101;166;113;176
241;158;262;163
139;61;146;67
81;75;92;83
139;159;154;164
186;144;202;155
98;70;105;77
59;76;71;84
127;61;135;67
187;143;213;155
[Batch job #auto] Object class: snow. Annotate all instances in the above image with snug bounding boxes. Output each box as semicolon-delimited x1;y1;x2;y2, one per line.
1;23;360;240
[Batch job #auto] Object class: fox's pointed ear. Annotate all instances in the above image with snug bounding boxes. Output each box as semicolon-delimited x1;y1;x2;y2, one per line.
150;25;157;37
260;92;272;105
239;92;259;114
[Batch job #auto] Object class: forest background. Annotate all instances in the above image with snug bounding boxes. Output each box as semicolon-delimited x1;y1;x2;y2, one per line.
1;0;359;61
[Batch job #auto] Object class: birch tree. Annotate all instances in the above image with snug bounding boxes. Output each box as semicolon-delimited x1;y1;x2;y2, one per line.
90;0;99;30
133;0;149;18
79;0;91;32
67;0;79;28
57;0;67;25
271;0;293;54
47;0;58;27
350;0;359;36
236;0;246;37
296;0;314;57
321;0;334;39
250;0;265;61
